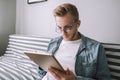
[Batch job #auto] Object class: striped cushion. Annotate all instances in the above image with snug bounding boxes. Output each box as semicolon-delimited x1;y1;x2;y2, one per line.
0;34;51;80
103;43;120;80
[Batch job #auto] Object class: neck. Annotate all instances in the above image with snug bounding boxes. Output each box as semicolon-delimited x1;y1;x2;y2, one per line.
71;31;80;41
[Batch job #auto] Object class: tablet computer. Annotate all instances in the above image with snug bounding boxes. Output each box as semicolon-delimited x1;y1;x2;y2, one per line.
24;51;64;71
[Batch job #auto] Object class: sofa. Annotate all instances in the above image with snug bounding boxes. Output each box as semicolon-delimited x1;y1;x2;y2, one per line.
0;34;119;80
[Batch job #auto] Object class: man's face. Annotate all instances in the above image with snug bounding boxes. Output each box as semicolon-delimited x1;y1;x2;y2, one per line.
55;13;80;41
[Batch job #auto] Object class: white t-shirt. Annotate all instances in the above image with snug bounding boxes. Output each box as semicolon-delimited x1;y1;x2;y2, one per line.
42;39;81;80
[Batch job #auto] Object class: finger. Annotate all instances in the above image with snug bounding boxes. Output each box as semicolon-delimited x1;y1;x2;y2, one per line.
48;66;63;74
51;71;61;79
48;67;61;79
65;67;70;74
48;66;57;72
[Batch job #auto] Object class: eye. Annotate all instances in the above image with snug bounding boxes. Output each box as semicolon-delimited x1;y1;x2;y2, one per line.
58;26;62;30
65;25;72;30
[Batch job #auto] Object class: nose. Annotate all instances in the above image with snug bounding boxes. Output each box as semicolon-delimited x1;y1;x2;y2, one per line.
61;29;67;35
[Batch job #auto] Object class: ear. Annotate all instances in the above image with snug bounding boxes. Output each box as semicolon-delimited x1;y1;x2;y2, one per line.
77;20;81;28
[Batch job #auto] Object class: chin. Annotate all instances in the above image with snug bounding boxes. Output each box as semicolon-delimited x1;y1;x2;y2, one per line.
63;37;71;41
62;35;71;40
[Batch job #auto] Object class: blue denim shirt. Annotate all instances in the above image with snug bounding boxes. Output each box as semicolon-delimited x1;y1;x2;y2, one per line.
38;33;111;80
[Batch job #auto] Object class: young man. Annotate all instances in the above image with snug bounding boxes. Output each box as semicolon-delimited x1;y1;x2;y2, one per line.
39;3;111;80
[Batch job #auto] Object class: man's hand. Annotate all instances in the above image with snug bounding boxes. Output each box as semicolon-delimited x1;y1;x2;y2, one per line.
48;66;76;80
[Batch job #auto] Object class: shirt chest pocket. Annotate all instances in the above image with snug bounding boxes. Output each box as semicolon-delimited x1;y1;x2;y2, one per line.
82;62;97;77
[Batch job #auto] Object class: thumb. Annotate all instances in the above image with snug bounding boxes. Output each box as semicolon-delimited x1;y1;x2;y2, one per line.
65;67;70;74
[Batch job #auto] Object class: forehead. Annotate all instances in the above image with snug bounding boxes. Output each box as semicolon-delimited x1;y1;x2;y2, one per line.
55;13;74;26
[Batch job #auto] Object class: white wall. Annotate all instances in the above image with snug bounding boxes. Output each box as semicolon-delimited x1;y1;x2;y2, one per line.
16;0;120;44
0;0;16;55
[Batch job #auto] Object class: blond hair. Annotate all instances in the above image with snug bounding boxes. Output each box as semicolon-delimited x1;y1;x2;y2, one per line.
53;3;79;22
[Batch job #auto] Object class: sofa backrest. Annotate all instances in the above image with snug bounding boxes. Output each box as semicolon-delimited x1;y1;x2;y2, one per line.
102;43;120;80
5;34;120;80
5;34;51;59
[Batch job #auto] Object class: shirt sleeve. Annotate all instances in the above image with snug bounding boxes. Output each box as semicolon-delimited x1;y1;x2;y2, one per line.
95;44;111;80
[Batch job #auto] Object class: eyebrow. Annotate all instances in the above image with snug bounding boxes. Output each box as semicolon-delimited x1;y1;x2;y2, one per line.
57;24;72;28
